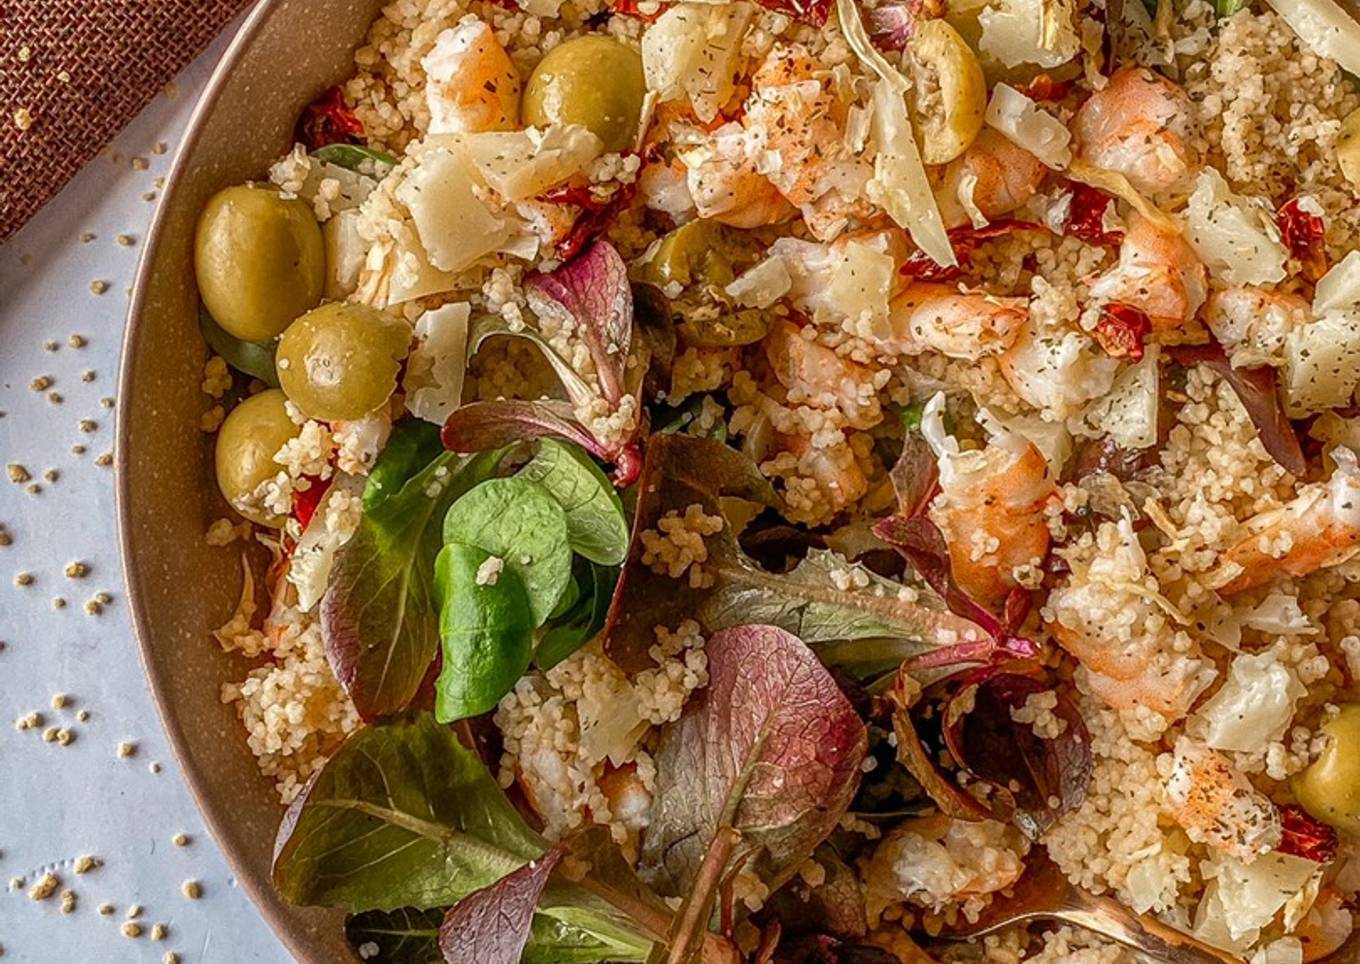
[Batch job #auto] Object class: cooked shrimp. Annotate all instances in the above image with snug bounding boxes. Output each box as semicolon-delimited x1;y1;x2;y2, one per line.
637;156;697;223
1072;66;1201;197
998;319;1122;421
921;395;1056;606
762;318;884;430
771;430;872;522
1164;737;1282;860
1211;448;1360;594
1047;515;1218;731
880;282;1029;361
934;129;1049;229
1204;285;1310;368
597;762;651;841
681;125;797;228
1087;211;1208;332
862;814;1029;922
422;20;521;135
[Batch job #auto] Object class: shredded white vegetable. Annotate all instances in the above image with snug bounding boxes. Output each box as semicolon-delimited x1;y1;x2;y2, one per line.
837;0;956;268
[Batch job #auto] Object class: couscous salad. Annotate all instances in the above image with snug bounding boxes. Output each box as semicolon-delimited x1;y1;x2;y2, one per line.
192;0;1360;957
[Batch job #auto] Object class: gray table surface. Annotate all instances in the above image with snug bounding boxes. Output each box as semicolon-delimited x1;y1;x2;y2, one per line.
0;31;292;964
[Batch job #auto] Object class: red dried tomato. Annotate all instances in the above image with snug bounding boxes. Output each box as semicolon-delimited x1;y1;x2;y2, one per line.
1277;198;1329;283
296;86;365;150
900;220;1044;282
1278;804;1338;864
1065;182;1123;246
610;0;669;21
1093;303;1150;361
1023;74;1071;102
292;475;332;530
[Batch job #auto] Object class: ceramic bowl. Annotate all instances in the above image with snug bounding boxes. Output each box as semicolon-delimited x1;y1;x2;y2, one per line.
118;1;383;959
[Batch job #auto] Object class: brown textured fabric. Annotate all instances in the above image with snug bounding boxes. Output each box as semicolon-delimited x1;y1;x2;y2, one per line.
0;0;256;242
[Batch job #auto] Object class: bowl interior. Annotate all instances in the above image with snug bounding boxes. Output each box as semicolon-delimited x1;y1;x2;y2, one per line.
118;1;384;960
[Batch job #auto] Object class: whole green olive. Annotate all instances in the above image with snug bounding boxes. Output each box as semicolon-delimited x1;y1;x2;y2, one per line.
275;302;410;422
640;220;769;348
194;185;325;342
522;35;645;153
215;389;301;527
1292;703;1360;835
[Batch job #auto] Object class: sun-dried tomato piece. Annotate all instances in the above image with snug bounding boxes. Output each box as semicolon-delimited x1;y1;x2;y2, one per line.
900;220;1044;281
292;475;332;530
1093;303;1150;361
296;86;365;150
610;0;669;21
1065;182;1123;246
1023;74;1071;101
1277;198;1329;283
1278;804;1338;864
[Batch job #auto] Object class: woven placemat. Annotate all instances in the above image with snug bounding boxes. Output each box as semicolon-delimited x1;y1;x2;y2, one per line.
0;0;256;243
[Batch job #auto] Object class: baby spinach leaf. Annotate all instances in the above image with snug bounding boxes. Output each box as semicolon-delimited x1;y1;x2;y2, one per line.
439;845;565;964
273;714;542;911
443;477;574;626
537;560;617;670
345;907;444;963
364;419;445;511
311;142;398;173
603;434;989;673
641;625;867;960
433;543;534;723
322;450;501;721
519;439;630;566
199;305;279;387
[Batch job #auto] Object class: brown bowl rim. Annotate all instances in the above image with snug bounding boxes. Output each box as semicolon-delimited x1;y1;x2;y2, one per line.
115;2;322;961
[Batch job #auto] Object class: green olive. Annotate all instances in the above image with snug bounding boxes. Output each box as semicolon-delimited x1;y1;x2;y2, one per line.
1293;704;1360;835
523;35;645;153
639;220;769;347
907;20;986;165
195;185;325;342
215;389;301;527
275;302;410;421
1338;107;1360;192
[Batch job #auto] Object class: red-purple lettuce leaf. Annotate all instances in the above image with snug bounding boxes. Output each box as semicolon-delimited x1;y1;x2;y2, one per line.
1169;342;1306;478
441;399;643;486
871;515;1037;672
641;625;868;963
887;670;990;822
439;845;565;964
864;3;916;50
321;450;503;721
888;430;938;521
603;435;988;673
760;844;870;940
526;241;632;406
942;671;1092;839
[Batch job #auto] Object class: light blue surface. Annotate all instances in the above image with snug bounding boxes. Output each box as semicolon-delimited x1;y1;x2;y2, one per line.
0;35;291;964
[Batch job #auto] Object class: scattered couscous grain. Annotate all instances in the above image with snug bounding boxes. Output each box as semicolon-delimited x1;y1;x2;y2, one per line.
28;873;59;901
180;879;201;900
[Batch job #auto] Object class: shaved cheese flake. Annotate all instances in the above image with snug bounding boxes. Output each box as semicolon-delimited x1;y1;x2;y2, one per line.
979;0;1081;68
459;125;603;201
1284;311;1360;415
726;256;793;308
404;302;471;425
985;83;1072;170
642;2;753;124
1184;169;1287;287
1263;0;1360;76
1192;650;1304;752
395;147;508;273
1077;345;1159;449
1314;250;1360;315
1068;158;1179;235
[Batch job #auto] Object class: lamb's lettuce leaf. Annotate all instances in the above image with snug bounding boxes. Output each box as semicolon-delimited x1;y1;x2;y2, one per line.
321;450;502;721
